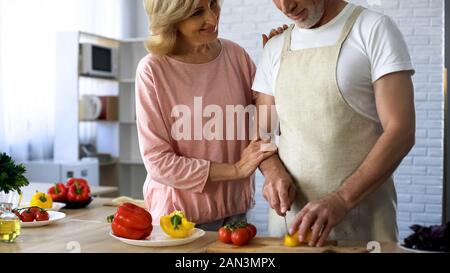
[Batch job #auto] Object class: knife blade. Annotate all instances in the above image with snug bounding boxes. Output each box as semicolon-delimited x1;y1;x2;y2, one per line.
284;215;289;235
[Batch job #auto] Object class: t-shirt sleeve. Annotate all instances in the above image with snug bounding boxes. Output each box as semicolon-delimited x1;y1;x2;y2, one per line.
252;42;275;96
367;15;415;83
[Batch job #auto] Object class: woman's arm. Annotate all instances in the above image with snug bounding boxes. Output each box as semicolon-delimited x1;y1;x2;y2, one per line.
136;61;274;193
136;62;211;193
209;139;276;182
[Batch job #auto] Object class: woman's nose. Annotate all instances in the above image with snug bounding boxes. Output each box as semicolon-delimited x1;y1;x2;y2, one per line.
205;7;219;25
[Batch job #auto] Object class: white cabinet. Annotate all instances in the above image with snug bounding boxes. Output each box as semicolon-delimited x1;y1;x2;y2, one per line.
21;159;99;186
54;32;148;198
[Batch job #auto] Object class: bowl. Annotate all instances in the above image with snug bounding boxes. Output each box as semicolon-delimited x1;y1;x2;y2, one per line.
61;197;93;209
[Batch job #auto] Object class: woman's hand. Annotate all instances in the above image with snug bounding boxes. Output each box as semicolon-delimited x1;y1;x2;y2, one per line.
234;139;277;179
208;139;277;182
262;24;289;47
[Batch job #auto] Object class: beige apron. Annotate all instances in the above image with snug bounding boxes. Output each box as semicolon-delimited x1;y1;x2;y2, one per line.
269;6;398;242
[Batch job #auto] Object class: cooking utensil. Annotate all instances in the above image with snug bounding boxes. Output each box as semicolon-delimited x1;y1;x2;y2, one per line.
284;215;289;235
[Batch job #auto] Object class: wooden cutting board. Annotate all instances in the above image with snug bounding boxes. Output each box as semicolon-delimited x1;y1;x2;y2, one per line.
206;237;369;253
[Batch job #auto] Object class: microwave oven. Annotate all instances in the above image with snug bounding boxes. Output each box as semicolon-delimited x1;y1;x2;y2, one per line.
80;43;118;78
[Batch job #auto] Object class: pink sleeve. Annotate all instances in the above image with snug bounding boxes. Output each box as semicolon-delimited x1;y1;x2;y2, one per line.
135;60;210;193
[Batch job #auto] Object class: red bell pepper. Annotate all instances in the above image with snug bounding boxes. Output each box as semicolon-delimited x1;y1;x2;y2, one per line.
47;182;68;202
67;182;91;202
66;178;91;193
110;203;153;240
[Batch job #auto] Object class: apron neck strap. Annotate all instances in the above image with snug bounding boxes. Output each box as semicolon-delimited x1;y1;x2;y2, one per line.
281;5;365;53
282;24;296;53
336;5;365;45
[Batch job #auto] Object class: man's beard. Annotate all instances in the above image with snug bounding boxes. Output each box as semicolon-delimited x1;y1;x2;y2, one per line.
296;0;326;29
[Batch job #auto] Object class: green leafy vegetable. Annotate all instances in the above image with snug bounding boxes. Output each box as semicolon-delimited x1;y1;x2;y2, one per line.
0;153;30;194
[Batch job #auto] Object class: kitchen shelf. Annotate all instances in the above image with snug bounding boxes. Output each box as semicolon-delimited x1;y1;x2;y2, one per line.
79;75;119;82
120;120;136;124
121;37;147;43
99;157;119;166
80;120;119;123
55;31;148;198
120;159;144;165
119;78;135;83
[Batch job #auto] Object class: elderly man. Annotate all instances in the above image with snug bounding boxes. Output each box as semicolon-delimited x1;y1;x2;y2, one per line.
254;0;415;246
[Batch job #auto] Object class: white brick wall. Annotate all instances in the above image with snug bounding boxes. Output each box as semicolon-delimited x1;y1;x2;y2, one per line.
219;0;444;239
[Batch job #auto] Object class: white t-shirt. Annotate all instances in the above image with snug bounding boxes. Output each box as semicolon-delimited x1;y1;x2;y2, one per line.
252;3;415;123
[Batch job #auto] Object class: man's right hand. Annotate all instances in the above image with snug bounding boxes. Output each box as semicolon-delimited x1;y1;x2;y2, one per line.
255;89;295;216
262;159;297;216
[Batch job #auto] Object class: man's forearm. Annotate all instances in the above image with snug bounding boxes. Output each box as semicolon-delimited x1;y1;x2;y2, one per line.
336;129;415;210
259;154;289;178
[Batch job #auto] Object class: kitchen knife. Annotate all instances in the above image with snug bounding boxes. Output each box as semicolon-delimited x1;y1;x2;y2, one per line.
284;215;289;235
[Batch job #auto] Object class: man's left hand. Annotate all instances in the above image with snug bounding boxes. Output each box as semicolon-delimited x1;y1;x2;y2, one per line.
289;192;349;247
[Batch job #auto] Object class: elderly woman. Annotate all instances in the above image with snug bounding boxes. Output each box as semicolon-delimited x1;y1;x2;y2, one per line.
136;0;275;230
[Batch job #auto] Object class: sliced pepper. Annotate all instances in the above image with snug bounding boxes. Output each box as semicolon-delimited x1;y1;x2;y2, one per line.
160;211;195;239
284;231;301;247
30;191;53;209
283;230;313;247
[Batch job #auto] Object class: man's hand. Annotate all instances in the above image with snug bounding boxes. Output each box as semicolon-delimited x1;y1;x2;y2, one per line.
262;158;297;216
289;192;349;247
256;91;295;216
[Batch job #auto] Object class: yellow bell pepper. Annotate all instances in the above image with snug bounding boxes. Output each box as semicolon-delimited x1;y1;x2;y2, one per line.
284;231;301;247
283;230;313;247
30;191;53;209
160;211;195;239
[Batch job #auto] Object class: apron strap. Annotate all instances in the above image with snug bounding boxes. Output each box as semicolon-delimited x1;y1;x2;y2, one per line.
336;5;365;45
281;24;296;53
282;6;364;52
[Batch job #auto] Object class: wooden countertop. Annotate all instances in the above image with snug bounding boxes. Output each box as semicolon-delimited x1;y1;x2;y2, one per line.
0;198;412;253
2;198;216;253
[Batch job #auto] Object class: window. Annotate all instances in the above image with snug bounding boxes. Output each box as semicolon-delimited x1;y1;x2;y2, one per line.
0;0;133;161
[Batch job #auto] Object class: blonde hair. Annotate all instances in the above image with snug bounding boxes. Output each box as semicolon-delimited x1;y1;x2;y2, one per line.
144;0;200;56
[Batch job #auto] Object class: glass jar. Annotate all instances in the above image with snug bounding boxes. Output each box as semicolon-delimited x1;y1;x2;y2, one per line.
0;191;21;208
0;202;21;243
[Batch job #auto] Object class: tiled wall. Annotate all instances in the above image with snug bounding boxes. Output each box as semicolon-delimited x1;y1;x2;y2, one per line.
218;0;444;239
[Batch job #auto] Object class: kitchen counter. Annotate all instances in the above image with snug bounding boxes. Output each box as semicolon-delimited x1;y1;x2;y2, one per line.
0;198;411;253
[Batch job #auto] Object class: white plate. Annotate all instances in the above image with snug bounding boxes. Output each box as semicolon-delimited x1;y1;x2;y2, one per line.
110;226;205;247
20;211;66;228
19;202;66;211
397;242;445;253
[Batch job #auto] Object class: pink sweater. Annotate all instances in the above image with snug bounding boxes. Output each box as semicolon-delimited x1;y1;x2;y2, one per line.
135;39;256;225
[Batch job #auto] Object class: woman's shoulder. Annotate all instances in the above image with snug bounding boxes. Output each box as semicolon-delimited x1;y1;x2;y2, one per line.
219;38;250;57
136;53;174;84
137;53;165;73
